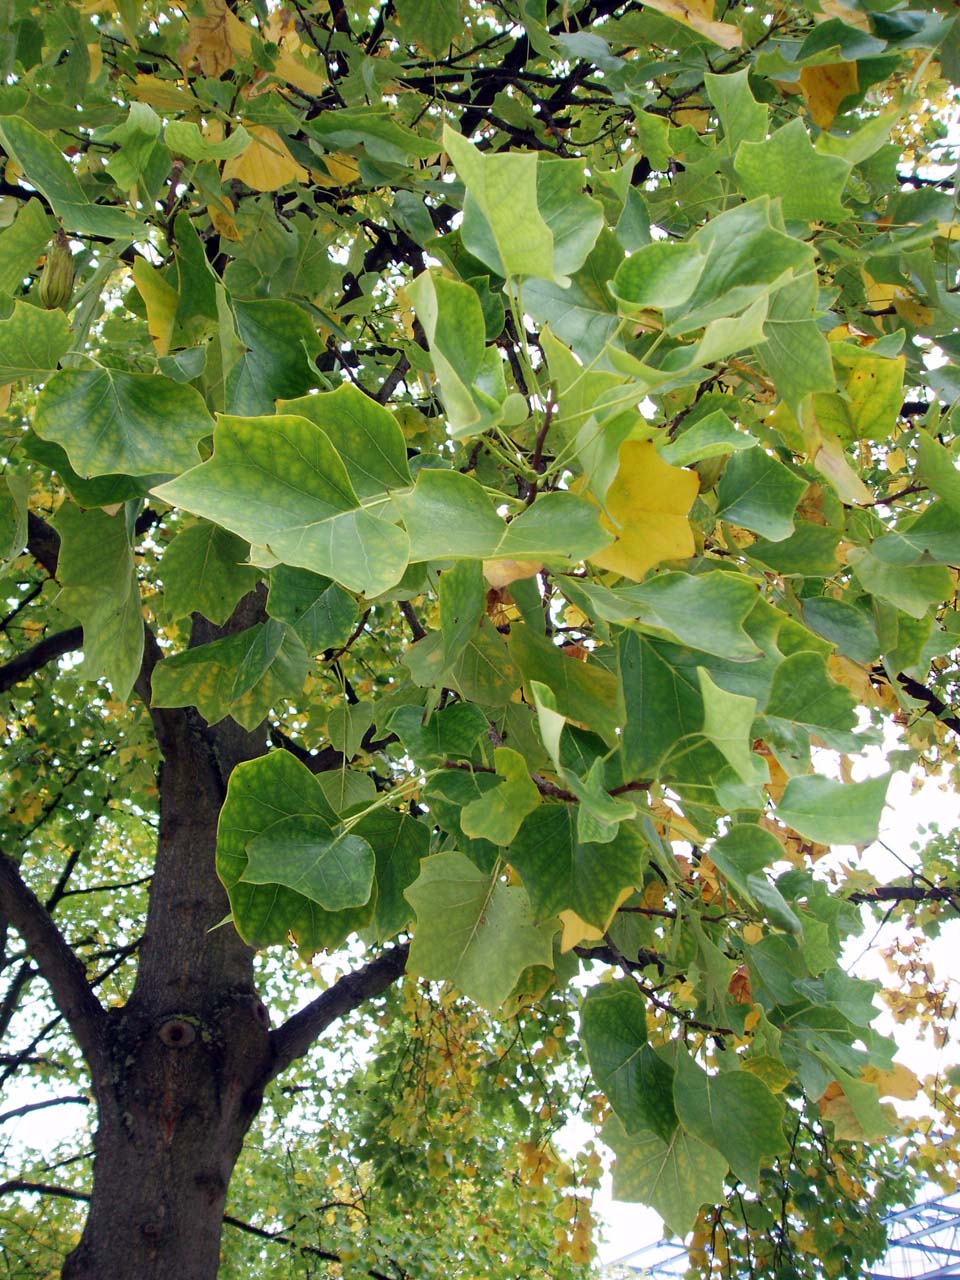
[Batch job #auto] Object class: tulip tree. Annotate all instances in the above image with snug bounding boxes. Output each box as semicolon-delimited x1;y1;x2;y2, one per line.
1;0;959;1276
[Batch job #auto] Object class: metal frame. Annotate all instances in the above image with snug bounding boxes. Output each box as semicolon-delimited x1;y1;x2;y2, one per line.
603;1190;960;1278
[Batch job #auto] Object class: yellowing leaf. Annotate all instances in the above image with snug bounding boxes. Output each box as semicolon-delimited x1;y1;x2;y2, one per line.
132;258;177;357
587;441;699;581
817;0;872;32
558;887;633;952
222;126;307;192
640;0;742;47
800;62;858;129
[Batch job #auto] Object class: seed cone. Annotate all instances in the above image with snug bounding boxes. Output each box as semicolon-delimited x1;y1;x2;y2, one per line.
38;231;75;310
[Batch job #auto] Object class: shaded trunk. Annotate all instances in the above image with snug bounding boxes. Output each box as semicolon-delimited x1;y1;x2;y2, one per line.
63;705;271;1280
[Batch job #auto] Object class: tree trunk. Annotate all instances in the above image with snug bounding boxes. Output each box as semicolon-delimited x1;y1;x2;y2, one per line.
62;695;271;1280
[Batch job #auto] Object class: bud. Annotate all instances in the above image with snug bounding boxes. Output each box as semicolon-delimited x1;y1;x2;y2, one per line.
38;230;75;310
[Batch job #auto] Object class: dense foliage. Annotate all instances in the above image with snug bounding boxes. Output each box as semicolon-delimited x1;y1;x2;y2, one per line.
1;0;959;1276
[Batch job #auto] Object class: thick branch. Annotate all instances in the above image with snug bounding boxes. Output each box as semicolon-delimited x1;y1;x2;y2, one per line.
0;851;105;1074
26;511;60;577
267;942;409;1081
895;671;960;737
0;626;83;694
848;884;959;906
0;1094;89;1125
0;1179;90;1204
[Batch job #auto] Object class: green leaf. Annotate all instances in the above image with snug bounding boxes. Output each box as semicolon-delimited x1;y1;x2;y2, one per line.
847;544;952;620
612;240;705;311
604;1114;728;1236
395;0;461;55
354;807;430;942
226;299;320;416
52;503;143;701
509;622;621;744
764;651;858;749
35;368;213;478
916;432;960;514
537;156;604;279
563;571;760;661
279;384;411;497
460;747;540;845
451;620;521;706
705;69;768;153
161;521;261;625
801;598;879;664
710;824;802;933
443;126;554;280
758;273;836;412
0;198;51;296
581;983;677;1140
0;117;145;238
0;300;71;384
620;631;703;779
734;119;852;222
747;523;840;576
698;667;757;783
673;1050;787;1191
164;121;252;161
217;751;375;950
775;772;891;845
715;447;807;541
151;619;309;730
0;471;29;575
439;559;486;672
509;805;647;928
152;414;409;597
387;702;490;763
407;270;506;437
664;198;812;333
405;851;557;1010
98;102;164;191
659;410;758;466
241;820;375;911
266;566;358;653
396;470;610;565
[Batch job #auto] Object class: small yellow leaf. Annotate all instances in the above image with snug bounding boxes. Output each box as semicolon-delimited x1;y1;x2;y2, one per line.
222;125;308;192
313;153;362;187
208;196;241;241
587;441;699;581
799;61;858;129
558;887;633;953
639;0;742;47
181;0;234;77
817;0;872;32
87;42;103;82
132;258;178;357
483;559;542;588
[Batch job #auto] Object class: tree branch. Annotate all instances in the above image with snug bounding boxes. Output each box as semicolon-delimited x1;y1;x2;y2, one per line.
0;1094;89;1125
0;851;106;1075
0;626;83;694
267;942;409;1081
895;671;960;737
848;884;959;908
0;1179;90;1204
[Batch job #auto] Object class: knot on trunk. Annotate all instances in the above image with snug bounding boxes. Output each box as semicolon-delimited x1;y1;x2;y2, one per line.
158;1017;197;1048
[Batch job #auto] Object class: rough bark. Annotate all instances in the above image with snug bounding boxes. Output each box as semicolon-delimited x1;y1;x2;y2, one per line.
61;602;273;1280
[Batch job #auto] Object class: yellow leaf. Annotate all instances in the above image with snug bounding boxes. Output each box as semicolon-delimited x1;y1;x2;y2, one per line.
799;61;858;129
313;153;362;187
863;1062;921;1101
87;42;103;83
222;126;308;192
132;258;178;357
640;0;742;47
587;441;699;581
208;196;241;241
817;0;872;32
181;1;234;77
483;559;542;588
936;222;960;241
893;294;934;327
558;887;633;953
131;74;195;112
